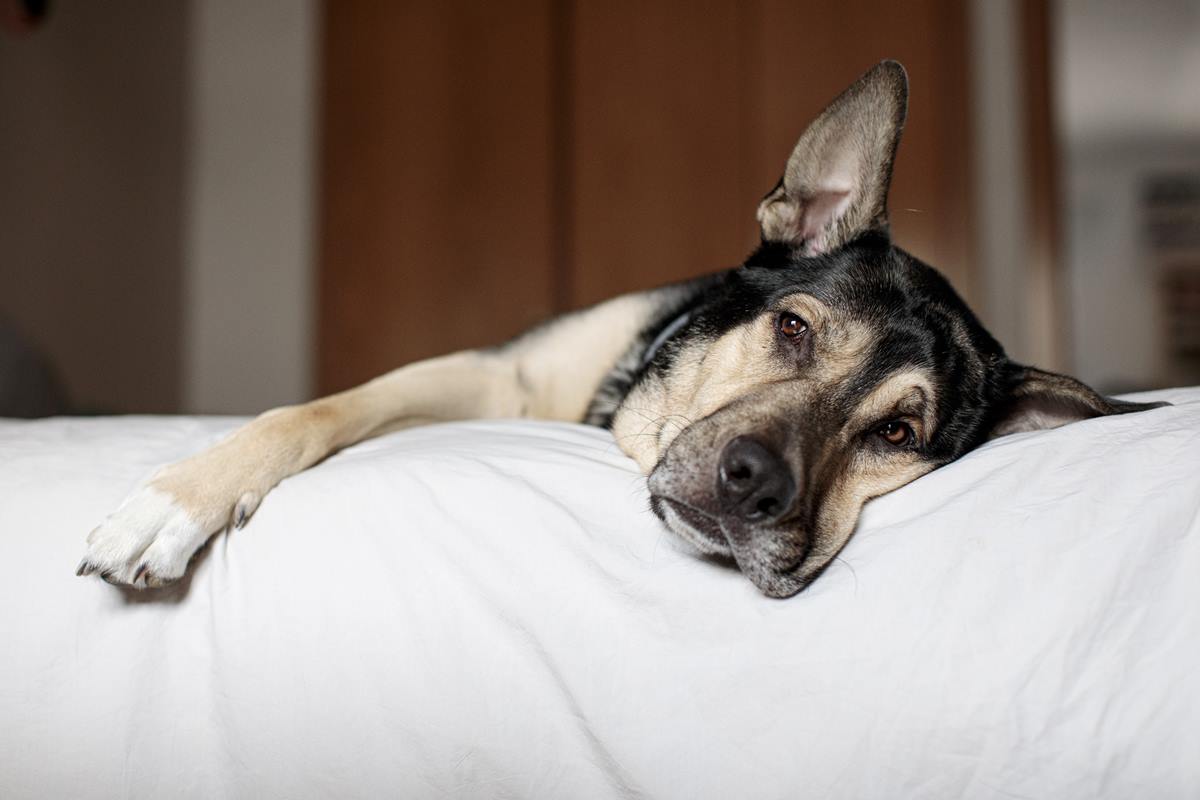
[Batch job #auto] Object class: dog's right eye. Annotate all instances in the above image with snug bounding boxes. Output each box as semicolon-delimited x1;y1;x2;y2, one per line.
876;420;914;447
777;312;809;339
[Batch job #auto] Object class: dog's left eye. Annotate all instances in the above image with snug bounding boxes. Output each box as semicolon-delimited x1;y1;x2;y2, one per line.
777;312;809;339
876;421;914;447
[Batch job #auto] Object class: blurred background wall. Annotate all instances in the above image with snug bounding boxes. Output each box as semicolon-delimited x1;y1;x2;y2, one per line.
0;0;314;415
0;0;1195;417
1056;0;1200;392
0;0;187;413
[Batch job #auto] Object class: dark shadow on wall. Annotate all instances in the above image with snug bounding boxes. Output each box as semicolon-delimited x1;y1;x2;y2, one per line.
0;0;188;413
0;317;69;417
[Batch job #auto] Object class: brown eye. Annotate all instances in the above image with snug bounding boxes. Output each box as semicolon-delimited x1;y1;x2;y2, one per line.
877;421;913;447
777;312;808;339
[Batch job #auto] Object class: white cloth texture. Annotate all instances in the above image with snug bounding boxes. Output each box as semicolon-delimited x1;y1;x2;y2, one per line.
1;387;1197;799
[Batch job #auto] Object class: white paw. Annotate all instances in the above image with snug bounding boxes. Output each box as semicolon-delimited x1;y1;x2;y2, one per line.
77;485;235;589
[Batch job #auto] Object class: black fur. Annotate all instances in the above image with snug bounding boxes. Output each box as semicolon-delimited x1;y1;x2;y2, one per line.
582;273;722;427
589;232;1013;466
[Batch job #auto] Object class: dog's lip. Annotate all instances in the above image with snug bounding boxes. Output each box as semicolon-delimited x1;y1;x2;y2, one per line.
718;515;810;570
652;497;822;598
651;496;730;552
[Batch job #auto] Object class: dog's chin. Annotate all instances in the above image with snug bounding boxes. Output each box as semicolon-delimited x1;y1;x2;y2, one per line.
712;517;813;598
651;497;820;598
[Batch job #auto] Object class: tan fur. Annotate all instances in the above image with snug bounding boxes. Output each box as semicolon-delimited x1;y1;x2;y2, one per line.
801;371;939;580
804;455;932;582
508;291;660;422
611;293;878;471
846;370;938;445
153;291;661;530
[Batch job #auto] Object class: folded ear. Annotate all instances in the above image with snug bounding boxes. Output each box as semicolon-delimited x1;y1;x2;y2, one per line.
990;365;1169;438
757;60;909;255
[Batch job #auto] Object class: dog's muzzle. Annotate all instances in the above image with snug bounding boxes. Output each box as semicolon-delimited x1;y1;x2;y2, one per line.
649;435;799;550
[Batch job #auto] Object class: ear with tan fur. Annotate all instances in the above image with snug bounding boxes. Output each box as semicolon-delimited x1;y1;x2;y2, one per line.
990;365;1169;438
757;60;908;255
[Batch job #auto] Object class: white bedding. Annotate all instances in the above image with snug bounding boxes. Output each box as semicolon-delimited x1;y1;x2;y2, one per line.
1;387;1198;799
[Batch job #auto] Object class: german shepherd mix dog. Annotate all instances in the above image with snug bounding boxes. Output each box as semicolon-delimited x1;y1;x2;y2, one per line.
78;61;1164;598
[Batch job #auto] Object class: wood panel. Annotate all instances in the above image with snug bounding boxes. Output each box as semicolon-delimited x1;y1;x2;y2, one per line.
1021;0;1066;369
749;0;975;303
567;0;755;307
566;0;975;308
317;0;555;393
317;1;980;388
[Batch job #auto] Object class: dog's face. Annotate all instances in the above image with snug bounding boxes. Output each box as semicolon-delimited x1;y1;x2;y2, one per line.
623;61;1163;597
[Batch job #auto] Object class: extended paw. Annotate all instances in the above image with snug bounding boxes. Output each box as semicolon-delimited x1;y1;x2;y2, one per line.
77;485;236;589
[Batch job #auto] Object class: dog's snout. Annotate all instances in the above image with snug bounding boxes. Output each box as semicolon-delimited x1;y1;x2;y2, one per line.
716;436;796;523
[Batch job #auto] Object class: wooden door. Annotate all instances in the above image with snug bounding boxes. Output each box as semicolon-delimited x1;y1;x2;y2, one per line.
318;1;557;392
318;0;976;393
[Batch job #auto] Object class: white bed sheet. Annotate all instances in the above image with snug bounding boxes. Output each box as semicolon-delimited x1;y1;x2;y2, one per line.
1;387;1198;799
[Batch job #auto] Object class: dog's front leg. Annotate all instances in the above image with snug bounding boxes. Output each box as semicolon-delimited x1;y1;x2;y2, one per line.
78;350;529;588
78;286;667;588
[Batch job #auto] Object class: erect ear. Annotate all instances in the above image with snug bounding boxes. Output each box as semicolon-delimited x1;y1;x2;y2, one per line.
990;365;1169;438
757;60;908;255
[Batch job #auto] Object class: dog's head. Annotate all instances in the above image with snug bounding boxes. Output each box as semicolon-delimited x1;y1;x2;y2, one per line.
632;61;1165;598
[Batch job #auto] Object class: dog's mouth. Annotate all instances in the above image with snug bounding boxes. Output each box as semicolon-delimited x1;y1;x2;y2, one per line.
650;496;731;556
650;495;817;598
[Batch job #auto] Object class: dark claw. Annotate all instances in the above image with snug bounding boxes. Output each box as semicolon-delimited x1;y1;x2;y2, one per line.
76;560;93;577
132;564;148;584
234;507;246;529
100;570;116;585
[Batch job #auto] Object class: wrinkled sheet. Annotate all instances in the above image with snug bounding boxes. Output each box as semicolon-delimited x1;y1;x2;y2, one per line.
1;387;1198;799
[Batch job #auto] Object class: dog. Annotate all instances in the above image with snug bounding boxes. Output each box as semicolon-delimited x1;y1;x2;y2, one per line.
76;61;1165;598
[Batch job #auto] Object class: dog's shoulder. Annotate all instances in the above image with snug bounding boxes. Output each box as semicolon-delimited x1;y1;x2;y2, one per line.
579;271;729;427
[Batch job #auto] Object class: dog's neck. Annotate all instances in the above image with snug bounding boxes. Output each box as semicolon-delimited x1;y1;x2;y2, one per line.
641;310;692;368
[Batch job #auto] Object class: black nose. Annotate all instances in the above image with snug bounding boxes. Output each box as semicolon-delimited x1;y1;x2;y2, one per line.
716;436;797;523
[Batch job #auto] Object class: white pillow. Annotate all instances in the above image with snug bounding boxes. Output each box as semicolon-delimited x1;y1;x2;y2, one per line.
0;387;1196;798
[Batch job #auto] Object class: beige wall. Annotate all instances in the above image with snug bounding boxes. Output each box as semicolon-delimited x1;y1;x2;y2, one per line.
0;0;187;413
183;0;316;415
0;0;316;416
1056;0;1200;392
